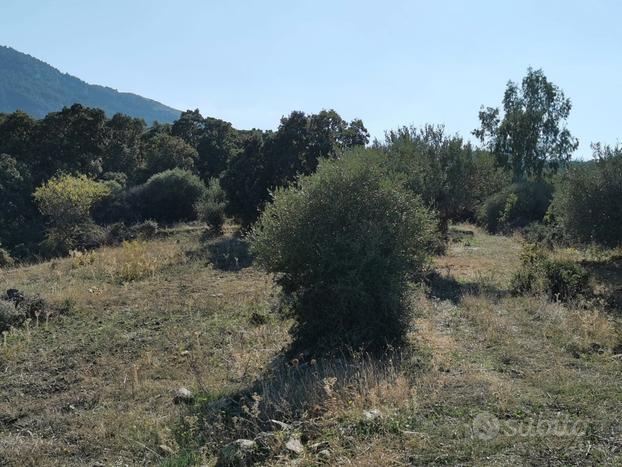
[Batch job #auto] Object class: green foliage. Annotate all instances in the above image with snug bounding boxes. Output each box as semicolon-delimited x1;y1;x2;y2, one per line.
521;221;567;249
34;174;110;255
41;222;106;256
195;178;227;232
220;131;268;227
475;68;578;180
221;110;369;226
142;133;198;180
34;174;110;226
551;145;622;247
172;110;240;180
133;169;206;224
381;125;506;232
250;155;438;352
0;153;43;252
511;245;590;302
477;180;553;233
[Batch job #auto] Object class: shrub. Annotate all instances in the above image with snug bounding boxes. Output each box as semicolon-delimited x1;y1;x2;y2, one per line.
511;245;590;302
250;155;438;352
132;169;206;224
131;220;158;240
521;222;567;249
41;222;106;256
34;174;110;226
551;147;622;247
34;174;110;255
477;180;553;233
105;222;132;245
195;178;227;233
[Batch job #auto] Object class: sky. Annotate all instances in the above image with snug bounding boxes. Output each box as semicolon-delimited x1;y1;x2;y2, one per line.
2;0;621;156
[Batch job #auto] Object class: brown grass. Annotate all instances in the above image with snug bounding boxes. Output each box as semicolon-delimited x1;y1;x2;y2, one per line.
1;223;621;466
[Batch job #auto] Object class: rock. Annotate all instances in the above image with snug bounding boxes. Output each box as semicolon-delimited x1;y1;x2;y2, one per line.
364;409;382;421
217;439;257;467
285;437;304;455
173;387;194;404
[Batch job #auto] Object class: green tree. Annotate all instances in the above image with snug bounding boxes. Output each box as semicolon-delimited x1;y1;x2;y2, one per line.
102;113;146;179
142;133;198;179
250;155;438;352
30;104;110;183
0;154;42;253
551;144;622;247
474;68;578;181
383;125;483;233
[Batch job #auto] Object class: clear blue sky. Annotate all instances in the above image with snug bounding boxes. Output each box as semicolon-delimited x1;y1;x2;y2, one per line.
2;0;621;156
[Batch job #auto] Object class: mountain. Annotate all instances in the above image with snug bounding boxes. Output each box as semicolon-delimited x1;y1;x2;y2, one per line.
0;46;181;124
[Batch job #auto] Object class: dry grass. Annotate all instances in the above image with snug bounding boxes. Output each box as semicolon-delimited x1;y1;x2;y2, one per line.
1;223;621;466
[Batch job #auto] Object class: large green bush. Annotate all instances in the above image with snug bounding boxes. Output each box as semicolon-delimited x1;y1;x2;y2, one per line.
250;156;438;352
551;147;622;247
133;169;206;224
477;180;553;233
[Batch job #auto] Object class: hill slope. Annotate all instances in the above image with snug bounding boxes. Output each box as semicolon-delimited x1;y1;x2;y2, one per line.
0;46;181;124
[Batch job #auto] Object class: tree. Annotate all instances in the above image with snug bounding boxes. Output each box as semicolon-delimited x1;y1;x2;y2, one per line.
474;68;578;181
551;144;622;247
250;155;438;352
141;133;198;179
102;113;146;179
220;131;268;227
195;117;239;180
31;104;110;182
0;154;42;252
383;125;483;233
171;109;205;147
221;110;369;226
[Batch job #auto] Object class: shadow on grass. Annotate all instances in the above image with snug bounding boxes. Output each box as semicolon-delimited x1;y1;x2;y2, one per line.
189;232;253;271
579;256;622;312
174;349;410;465
425;270;509;304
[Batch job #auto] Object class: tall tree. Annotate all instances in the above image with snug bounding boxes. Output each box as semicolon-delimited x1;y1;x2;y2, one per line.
474;68;578;180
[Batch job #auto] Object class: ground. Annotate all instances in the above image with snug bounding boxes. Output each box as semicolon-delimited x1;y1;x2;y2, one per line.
0;224;620;466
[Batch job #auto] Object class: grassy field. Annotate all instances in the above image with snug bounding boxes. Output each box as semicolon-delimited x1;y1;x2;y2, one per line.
1;225;621;466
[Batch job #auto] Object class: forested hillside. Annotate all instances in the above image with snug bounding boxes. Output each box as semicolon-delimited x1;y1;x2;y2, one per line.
0;46;180;124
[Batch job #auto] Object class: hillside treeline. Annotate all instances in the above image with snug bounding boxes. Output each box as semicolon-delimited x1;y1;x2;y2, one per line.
0;68;621;264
